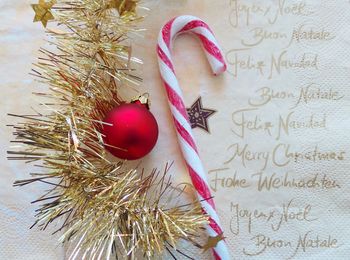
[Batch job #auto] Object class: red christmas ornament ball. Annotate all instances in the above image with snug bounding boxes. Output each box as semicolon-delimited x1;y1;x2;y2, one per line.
102;101;159;160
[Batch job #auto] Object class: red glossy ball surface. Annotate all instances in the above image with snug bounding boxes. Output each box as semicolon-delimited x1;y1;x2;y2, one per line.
102;103;159;160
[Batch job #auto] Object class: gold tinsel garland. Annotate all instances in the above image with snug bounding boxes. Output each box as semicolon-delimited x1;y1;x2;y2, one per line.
8;0;209;258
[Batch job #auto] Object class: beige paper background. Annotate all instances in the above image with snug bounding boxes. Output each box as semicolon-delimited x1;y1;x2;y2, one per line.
138;1;350;258
1;0;350;259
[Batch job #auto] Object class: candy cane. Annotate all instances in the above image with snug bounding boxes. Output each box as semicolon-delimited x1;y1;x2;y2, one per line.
157;15;230;260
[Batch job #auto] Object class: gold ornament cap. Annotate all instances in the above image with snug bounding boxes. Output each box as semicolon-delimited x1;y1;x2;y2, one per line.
131;93;151;110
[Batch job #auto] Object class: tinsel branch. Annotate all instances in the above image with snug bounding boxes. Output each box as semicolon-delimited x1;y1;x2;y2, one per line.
8;0;208;259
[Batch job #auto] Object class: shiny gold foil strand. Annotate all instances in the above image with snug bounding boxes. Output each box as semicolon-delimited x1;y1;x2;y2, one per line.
8;0;209;259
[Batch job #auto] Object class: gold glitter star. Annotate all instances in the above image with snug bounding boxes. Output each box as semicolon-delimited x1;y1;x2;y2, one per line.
202;233;225;252
31;0;55;28
108;0;137;16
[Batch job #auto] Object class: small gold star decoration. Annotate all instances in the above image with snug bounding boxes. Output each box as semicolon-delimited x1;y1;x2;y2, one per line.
202;233;226;252
31;0;55;28
108;0;137;16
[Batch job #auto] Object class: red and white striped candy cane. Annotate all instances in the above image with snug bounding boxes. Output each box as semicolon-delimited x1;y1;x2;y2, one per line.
157;15;230;260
